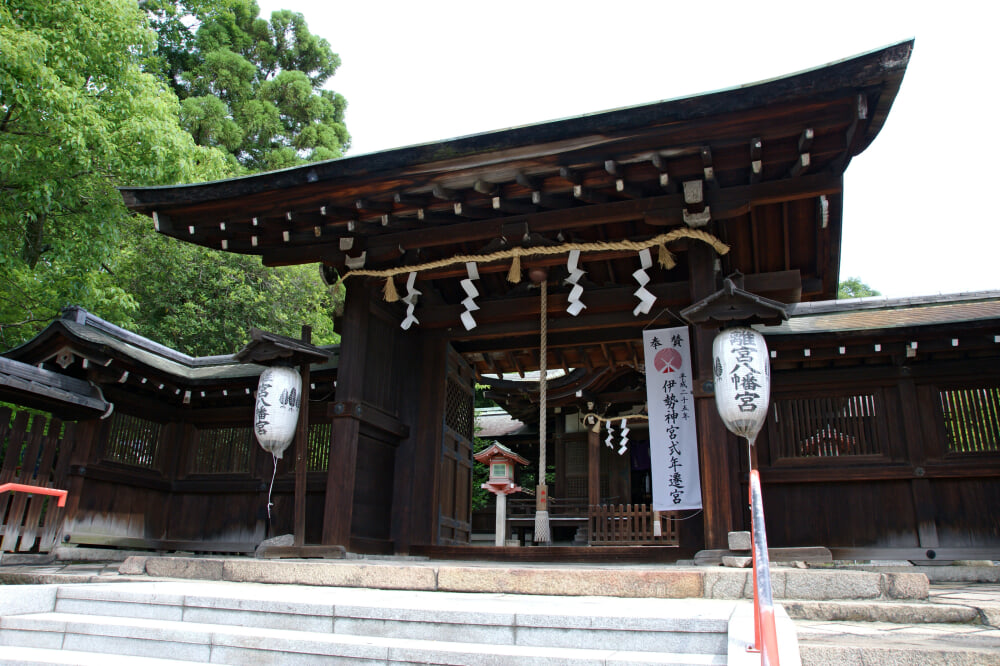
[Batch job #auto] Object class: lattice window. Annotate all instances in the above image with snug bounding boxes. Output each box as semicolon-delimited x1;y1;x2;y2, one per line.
445;377;473;440
104;412;161;469
192;427;251;474
565;476;588;498
771;393;883;458
939;386;1000;454
308;422;331;471
565;441;587;475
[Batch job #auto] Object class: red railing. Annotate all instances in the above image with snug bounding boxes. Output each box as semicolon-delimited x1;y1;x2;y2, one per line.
748;469;780;664
0;483;68;507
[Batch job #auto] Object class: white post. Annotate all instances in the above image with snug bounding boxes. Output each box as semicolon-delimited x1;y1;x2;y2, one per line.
495;492;507;547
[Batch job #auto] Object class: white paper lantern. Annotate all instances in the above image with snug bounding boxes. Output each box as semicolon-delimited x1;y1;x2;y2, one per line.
712;326;771;442
253;366;301;458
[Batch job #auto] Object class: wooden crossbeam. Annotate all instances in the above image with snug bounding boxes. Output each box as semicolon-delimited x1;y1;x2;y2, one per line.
615;179;644;199
788;153;810;178
573;185;609;204
701;146;715;181
798;128;815;153
515;172;543;190
355;199;393;213
531;191;573;209
492;197;535;215
559;167;583;185
259;174;842;267
432;184;459;201
508;352;526;378
452;202;493;219
474;179;499;196
749;137;762;184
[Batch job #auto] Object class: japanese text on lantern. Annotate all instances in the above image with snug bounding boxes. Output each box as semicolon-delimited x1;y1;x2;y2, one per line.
643;327;702;511
726;328;762;413
255;378;272;436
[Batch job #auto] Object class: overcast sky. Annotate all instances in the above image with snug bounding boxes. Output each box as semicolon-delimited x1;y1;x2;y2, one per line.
256;0;999;298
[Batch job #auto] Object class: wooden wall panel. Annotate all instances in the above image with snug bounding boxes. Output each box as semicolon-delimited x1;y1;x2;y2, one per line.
929;478;1000;547
763;480;919;548
350;436;395;542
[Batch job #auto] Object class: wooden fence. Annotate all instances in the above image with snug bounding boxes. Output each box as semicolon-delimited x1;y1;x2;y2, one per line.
589;504;679;545
0;407;74;553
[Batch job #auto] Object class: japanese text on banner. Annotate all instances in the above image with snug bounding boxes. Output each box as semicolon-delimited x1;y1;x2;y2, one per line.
643;327;702;510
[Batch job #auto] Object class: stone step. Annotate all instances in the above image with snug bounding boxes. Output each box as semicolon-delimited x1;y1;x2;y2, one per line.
0;612;728;665
783;599;984;624
113;555;929;601
795;621;1000;666
0;645;207;666
42;581;733;655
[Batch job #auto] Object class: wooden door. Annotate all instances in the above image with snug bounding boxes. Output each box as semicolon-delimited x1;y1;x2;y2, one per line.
438;347;474;545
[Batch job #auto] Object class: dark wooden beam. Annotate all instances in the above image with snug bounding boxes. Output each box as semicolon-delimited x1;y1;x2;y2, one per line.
355;199;393;213
432;184;459;201
749;138;762;184
515;172;543;190
788;153;810;178
701;146;715;181
473;179;499;196
244;173;842;268
492;197;536;215
573;185;610;204
559;167;583;185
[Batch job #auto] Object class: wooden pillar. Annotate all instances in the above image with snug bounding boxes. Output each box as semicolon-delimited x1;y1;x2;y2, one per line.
898;375;939;548
588;421;600;507
59;418;101;542
392;334;446;551
293;326;312;547
688;241;737;550
321;287;370;547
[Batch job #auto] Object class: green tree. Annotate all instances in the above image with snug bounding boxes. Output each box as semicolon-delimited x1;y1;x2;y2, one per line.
838;277;881;299
142;0;350;171
0;0;232;349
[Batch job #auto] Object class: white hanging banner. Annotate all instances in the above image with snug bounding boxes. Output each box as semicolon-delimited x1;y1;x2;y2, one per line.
643;326;702;510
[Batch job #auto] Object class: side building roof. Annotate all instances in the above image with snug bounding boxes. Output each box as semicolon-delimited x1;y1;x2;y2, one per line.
3;307;340;412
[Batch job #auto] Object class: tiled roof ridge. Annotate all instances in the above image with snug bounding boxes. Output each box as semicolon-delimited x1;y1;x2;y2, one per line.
779;290;1000;320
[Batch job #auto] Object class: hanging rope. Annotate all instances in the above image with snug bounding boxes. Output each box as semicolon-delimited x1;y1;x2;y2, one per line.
333;228;730;300
267;454;278;526
535;279;551;544
583;412;650;431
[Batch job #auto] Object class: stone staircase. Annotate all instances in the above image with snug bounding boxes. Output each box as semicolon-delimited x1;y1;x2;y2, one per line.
2;555;999;665
0;580;789;665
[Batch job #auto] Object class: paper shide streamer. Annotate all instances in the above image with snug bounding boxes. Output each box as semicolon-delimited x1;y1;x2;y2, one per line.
565;249;587;316
618;417;630;455
399;272;420;330
460;262;480;330
602;417;631;455
632;248;656;316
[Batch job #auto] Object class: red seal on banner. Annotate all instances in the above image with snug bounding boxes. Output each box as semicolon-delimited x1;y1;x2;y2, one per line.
653;347;683;373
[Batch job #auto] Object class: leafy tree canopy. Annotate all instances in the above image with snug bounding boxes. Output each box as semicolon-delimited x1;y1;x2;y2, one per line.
141;0;349;171
0;0;342;354
838;277;881;299
0;0;231;347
